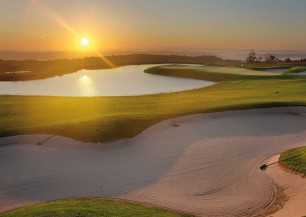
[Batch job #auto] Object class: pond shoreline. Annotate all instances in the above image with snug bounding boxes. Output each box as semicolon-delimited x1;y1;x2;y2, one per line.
0;64;212;97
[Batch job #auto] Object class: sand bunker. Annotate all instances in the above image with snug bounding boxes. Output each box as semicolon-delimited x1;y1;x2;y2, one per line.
1;107;306;216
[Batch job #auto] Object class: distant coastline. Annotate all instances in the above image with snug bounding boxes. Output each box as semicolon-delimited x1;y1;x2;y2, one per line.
1;49;306;61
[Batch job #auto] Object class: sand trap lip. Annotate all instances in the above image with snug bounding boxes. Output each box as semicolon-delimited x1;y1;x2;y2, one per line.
1;107;306;216
264;155;306;217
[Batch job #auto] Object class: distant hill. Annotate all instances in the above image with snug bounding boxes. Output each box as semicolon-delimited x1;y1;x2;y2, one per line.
0;50;97;61
109;54;237;65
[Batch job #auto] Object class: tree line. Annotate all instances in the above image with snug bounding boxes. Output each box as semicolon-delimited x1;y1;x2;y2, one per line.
246;49;306;64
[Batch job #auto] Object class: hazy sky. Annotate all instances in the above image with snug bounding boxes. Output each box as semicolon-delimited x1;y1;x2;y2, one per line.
1;0;306;52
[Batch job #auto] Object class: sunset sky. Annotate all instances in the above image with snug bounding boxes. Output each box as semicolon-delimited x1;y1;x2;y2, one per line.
1;0;306;52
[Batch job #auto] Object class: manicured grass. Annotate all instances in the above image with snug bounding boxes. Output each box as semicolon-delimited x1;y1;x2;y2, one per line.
280;146;306;176
0;198;195;217
246;64;293;71
145;64;296;82
1;65;306;143
245;63;306;74
285;66;306;73
158;65;280;76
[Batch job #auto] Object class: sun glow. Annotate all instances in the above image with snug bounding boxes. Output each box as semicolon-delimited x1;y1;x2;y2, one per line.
81;37;90;46
27;1;116;68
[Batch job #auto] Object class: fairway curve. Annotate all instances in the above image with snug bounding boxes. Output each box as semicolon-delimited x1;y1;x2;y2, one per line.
1;107;306;216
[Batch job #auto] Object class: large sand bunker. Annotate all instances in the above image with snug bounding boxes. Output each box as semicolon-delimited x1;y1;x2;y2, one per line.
0;107;306;216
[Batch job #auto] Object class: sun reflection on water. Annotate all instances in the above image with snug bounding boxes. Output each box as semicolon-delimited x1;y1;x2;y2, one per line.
79;75;97;96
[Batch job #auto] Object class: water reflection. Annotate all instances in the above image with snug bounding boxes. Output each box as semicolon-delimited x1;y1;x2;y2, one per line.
79;75;97;96
0;64;213;97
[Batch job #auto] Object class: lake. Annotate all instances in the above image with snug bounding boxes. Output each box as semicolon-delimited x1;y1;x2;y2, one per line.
0;64;212;97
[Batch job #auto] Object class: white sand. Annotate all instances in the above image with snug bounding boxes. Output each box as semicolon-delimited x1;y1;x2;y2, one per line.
0;107;306;216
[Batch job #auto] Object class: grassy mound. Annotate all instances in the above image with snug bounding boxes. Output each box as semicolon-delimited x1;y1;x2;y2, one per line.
0;198;195;217
280;146;306;176
286;66;306;73
145;65;281;82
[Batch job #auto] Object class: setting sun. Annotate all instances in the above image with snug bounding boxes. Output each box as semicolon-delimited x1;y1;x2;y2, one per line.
81;37;90;46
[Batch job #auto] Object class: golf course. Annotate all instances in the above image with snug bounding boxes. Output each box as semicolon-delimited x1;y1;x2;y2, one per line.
2;0;306;216
0;63;306;217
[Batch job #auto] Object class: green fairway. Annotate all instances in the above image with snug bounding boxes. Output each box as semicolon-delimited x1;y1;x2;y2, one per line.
245;63;306;74
1;64;306;143
285;66;306;73
158;65;280;76
145;64;284;82
280;146;306;176
0;198;195;217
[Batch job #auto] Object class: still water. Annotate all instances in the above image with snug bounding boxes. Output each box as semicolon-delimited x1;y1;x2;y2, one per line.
0;65;212;97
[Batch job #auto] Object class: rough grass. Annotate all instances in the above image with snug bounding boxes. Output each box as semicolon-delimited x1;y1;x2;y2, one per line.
2;65;306;143
0;198;195;217
280;146;306;176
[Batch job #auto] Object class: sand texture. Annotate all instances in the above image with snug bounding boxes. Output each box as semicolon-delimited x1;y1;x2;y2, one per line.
1;107;306;216
266;155;306;217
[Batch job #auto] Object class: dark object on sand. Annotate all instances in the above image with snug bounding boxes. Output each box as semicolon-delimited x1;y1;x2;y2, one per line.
171;119;180;127
38;134;56;145
260;154;302;171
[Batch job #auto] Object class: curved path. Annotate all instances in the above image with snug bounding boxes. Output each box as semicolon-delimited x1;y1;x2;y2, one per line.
1;107;306;216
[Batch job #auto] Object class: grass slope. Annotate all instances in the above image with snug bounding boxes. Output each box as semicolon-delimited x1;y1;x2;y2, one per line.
245;63;306;73
286;66;306;73
280;146;306;176
0;198;195;217
145;65;282;82
1;65;306;143
157;65;280;76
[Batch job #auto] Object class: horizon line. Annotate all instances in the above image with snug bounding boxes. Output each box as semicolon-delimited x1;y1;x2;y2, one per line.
2;49;306;53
